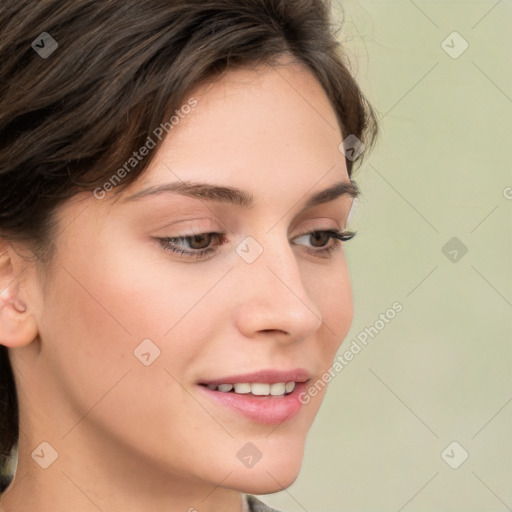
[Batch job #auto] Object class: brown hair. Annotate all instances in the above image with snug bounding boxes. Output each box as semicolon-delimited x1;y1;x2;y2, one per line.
0;0;379;482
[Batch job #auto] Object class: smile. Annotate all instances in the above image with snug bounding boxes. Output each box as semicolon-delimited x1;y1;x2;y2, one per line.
199;381;296;396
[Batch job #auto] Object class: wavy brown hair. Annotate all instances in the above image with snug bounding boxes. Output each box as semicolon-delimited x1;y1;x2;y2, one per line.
0;0;379;485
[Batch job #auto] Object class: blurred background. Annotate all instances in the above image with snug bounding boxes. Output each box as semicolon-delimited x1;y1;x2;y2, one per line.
261;0;512;511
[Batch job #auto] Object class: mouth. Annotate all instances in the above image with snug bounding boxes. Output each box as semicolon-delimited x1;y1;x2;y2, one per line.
196;368;312;424
198;381;299;397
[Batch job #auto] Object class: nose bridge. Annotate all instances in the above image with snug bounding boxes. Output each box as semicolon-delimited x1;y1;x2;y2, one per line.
233;232;323;338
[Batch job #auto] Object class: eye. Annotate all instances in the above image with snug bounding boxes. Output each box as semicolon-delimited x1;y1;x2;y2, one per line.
155;229;357;261
156;232;225;259
292;229;357;257
179;233;214;250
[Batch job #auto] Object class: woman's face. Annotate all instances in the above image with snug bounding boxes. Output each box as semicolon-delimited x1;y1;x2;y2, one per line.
12;60;356;497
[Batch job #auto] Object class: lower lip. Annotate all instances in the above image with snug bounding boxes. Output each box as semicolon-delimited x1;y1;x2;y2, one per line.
196;382;308;425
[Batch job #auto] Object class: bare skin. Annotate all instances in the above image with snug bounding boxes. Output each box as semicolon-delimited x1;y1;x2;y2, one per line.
0;57;356;512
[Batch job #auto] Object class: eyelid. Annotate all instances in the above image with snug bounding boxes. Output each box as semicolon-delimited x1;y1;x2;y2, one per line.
149;216;217;234
290;216;345;234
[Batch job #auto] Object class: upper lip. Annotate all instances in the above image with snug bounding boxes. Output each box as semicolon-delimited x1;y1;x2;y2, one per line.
198;368;312;386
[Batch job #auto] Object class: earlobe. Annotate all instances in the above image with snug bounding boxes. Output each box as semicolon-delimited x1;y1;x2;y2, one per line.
0;246;39;348
0;300;38;347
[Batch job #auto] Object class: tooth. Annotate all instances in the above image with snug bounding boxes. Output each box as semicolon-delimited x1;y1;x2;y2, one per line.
285;381;295;393
206;381;297;395
270;382;286;396
251;383;270;395
234;383;251;394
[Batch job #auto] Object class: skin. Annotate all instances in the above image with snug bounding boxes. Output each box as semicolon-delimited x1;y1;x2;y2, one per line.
0;57;356;512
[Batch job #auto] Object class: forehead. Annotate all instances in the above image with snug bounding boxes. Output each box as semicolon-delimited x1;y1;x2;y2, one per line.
128;58;346;194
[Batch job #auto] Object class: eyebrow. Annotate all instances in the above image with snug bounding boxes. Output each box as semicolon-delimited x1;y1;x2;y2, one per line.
124;179;359;209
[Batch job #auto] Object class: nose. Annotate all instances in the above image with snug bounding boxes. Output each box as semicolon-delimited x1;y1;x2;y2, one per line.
232;235;324;342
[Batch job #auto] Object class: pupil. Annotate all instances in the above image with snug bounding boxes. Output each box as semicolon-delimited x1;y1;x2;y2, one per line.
190;234;211;249
311;232;328;247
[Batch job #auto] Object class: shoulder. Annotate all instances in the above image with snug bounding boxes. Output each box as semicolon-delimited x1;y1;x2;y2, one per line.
244;494;284;512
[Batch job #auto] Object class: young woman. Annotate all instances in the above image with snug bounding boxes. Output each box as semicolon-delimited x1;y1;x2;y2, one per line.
0;1;378;510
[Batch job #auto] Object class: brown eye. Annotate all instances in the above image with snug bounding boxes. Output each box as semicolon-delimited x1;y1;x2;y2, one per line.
309;231;331;247
188;233;213;249
292;230;356;259
156;232;224;259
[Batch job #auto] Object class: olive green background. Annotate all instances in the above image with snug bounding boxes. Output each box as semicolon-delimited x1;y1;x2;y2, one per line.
262;1;512;511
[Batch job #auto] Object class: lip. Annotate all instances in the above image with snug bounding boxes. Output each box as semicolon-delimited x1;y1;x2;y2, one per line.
196;380;309;425
197;368;311;386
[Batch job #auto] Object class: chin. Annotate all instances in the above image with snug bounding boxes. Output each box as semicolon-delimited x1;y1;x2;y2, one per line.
225;454;304;495
230;476;301;496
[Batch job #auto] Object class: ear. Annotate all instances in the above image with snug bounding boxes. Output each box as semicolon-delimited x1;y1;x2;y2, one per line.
0;241;38;348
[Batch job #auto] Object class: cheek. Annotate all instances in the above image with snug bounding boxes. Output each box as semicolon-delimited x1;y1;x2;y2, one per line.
36;251;218;453
80;230;231;337
40;239;231;399
305;257;354;347
36;263;135;420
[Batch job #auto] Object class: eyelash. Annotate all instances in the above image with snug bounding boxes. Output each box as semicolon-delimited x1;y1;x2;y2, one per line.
155;229;357;260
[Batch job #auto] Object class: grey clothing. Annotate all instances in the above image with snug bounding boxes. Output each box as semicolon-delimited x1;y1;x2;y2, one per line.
244;494;283;512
